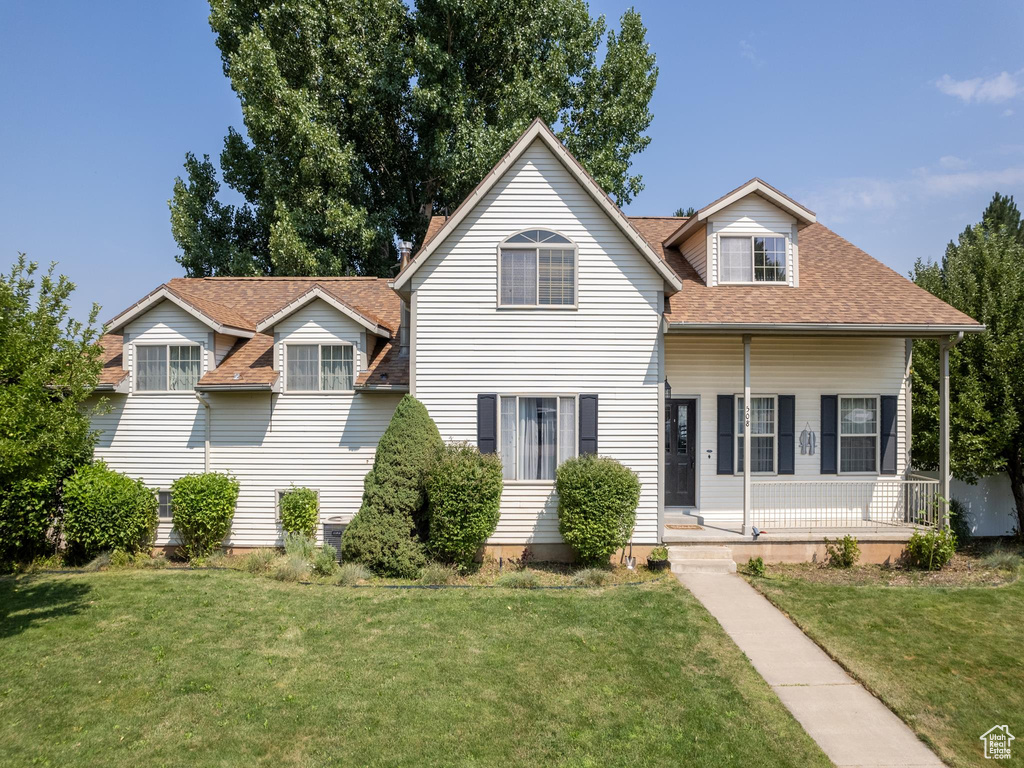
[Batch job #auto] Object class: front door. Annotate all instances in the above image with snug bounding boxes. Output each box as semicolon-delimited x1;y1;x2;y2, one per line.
666;398;696;507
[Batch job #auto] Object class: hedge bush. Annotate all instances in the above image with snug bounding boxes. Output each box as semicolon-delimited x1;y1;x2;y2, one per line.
425;442;503;569
904;527;957;570
62;462;158;558
341;395;442;578
169;472;239;560
556;455;640;566
824;534;860;568
279;486;319;538
0;475;59;565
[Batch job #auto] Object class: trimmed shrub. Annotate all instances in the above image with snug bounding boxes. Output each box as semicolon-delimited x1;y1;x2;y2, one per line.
648;546;668;562
905;527;957;570
0;475;59;565
824;535;860;568
341;395;442;578
170;473;240;560
425;442;503;569
279;487;320;539
62;462;159;558
745;556;766;577
312;543;338;577
556;455;641;566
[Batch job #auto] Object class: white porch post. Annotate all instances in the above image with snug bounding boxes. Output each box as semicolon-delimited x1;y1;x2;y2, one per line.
938;333;962;528
743;335;752;535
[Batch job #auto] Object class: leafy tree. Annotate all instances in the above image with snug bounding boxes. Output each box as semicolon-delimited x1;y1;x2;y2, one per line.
911;193;1024;534
673;206;696;217
0;256;104;562
170;0;658;278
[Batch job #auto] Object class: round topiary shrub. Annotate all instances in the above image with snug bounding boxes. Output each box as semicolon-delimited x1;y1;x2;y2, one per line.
279;486;320;539
556;454;640;566
425;442;503;569
170;472;240;560
62;462;159;558
341;395;442;578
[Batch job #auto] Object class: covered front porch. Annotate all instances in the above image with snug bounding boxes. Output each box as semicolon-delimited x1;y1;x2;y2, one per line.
661;329;964;559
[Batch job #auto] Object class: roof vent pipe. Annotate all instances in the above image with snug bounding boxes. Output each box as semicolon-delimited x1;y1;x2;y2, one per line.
398;240;413;271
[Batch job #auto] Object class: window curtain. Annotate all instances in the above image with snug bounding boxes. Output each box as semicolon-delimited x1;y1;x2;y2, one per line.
500;397;517;480
287;345;318;390
558;397;576;464
169;346;200;391
136;345;167;391
320;345;353;390
518;397;557;480
720;237;753;282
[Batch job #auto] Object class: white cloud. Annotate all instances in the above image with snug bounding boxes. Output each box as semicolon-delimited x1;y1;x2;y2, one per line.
935;71;1021;104
938;155;969;170
1005;108;1016;117
805;162;1024;222
739;40;763;67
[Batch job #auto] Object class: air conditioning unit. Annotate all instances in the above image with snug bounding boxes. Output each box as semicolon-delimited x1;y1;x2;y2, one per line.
323;517;347;563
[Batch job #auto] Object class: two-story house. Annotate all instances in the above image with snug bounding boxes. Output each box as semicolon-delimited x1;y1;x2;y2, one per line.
91;120;981;562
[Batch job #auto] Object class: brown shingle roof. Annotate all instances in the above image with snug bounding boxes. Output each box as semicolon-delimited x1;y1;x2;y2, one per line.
97;333;128;387
355;338;409;390
197;333;278;388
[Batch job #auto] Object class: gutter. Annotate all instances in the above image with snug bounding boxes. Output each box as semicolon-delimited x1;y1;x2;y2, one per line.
665;322;985;337
194;392;211;472
195;384;273;392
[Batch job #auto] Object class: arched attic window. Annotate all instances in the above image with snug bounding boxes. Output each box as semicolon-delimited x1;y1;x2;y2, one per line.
498;229;577;307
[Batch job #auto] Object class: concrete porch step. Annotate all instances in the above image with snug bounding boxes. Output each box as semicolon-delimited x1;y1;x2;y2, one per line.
668;545;737;574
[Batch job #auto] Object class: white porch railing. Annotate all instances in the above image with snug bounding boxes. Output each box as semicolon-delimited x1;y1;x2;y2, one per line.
751;477;943;530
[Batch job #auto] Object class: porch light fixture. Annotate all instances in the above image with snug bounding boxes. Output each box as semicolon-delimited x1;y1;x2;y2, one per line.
664;378;671;398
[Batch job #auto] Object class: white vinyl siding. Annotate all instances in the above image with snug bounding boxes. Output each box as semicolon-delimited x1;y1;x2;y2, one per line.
707;195;797;287
681;228;708;282
665;336;908;522
410;138;661;544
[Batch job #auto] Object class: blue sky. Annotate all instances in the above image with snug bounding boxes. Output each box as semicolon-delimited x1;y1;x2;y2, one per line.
2;0;1022;322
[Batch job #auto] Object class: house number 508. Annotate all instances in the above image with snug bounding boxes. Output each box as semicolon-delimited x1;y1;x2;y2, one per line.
745;404;751;429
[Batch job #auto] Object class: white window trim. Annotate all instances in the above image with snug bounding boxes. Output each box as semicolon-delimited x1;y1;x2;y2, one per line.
734;393;778;476
275;488;321;522
717;233;789;285
837;394;881;476
496;229;579;310
284;343;355;393
133;343;202;394
157;489;173;521
498;393;579;484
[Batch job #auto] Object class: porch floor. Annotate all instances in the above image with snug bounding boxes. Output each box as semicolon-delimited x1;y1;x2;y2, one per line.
663;512;922;544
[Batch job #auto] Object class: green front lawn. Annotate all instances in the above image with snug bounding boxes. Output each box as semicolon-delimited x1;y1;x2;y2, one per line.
751;561;1024;768
0;571;828;768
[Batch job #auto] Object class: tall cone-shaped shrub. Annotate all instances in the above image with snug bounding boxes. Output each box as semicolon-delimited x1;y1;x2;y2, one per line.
340;395;442;577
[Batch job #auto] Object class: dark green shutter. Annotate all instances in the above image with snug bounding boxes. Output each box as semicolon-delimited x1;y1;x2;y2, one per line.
778;395;795;475
820;395;838;474
579;394;598;455
477;394;497;454
717;395;734;475
880;395;898;475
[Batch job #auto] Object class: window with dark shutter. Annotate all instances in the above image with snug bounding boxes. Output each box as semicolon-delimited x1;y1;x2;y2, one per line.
578;394;598;455
717;395;734;475
778;395;795;475
820;395;838;474
880;395;898;475
477;394;497;454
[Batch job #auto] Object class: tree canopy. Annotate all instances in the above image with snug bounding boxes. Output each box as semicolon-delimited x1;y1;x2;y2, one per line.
911;193;1024;533
170;0;659;278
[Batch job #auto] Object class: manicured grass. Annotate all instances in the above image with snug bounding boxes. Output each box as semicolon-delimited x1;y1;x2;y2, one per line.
0;571;828;768
751;564;1024;768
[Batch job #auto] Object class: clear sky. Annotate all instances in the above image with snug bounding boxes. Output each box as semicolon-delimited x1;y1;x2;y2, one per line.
2;1;1022;323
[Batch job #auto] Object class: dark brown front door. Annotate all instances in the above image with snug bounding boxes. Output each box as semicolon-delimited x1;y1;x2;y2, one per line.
666;398;696;507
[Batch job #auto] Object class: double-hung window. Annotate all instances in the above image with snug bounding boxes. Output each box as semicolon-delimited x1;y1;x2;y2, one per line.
136;345;202;391
839;396;878;473
286;344;354;392
735;395;777;473
499;230;576;307
499;396;576;481
719;235;787;283
158;491;173;521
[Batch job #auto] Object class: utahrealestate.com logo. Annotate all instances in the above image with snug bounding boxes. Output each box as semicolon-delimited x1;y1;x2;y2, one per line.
980;725;1014;760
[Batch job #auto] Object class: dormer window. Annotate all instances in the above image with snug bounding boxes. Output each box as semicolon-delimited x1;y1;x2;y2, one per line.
720;235;787;283
498;230;576;307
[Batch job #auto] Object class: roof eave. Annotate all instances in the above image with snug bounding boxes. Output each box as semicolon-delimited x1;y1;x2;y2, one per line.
105;286;255;338
665;321;985;337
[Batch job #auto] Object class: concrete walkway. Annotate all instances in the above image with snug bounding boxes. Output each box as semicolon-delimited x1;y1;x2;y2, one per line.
677;572;943;768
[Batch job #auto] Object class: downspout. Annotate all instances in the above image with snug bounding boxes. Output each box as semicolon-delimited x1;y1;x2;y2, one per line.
195;392;211;472
938;331;963;528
